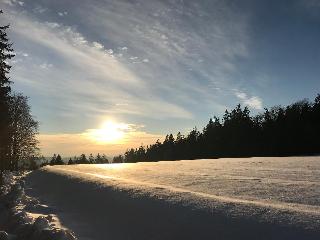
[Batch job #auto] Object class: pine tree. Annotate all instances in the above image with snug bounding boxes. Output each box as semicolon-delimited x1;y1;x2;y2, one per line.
79;154;88;164
95;153;102;163
68;158;73;165
89;153;95;163
0;10;15;173
50;154;57;165
55;154;64;165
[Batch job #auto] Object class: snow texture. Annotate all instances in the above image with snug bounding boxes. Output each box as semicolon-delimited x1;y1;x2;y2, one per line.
25;157;320;240
0;172;77;240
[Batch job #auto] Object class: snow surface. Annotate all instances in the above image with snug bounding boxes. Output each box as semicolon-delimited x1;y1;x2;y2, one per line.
24;157;320;239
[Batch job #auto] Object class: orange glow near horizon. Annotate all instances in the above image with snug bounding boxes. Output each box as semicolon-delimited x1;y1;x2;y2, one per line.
38;122;164;157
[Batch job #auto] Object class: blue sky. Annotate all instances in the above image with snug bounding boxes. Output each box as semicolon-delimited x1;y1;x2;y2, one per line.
1;0;320;156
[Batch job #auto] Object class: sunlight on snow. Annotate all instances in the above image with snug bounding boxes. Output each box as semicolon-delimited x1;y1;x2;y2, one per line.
98;162;131;170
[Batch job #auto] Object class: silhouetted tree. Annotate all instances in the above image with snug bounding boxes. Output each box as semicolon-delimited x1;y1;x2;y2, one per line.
78;154;88;164
113;155;124;163
89;153;95;164
163;134;175;160
55;154;64;165
8;93;39;170
68;158;74;165
49;154;63;165
0;10;15;175
95;153;102;163
201;117;222;158
50;154;57;165
95;153;108;163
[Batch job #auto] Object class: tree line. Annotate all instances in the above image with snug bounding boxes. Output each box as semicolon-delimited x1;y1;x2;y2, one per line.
114;96;320;163
0;10;39;179
42;153;109;166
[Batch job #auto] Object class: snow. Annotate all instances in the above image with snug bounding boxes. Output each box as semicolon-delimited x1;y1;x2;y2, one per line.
24;157;320;239
0;171;77;239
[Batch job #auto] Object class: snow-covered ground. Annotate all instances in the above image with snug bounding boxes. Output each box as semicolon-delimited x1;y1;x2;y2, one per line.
24;157;320;239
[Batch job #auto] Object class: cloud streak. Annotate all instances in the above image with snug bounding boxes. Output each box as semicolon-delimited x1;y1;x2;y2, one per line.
5;8;194;121
235;91;263;110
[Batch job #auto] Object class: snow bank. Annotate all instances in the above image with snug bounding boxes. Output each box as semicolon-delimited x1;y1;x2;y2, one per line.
0;172;77;240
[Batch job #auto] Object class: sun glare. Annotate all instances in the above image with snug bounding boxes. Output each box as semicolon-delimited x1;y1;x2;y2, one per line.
87;121;129;144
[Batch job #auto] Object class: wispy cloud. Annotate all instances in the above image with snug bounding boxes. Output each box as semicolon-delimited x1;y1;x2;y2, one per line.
82;0;251;113
5;10;193;122
58;11;68;17
235;90;263;110
2;0;24;7
33;6;47;14
39;63;53;69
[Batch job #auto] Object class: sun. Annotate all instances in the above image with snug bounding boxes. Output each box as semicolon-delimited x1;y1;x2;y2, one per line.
86;121;129;144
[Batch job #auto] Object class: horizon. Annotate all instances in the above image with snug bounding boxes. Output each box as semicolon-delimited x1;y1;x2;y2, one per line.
1;0;320;156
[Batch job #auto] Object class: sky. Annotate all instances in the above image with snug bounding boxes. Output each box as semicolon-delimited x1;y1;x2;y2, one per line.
1;0;320;157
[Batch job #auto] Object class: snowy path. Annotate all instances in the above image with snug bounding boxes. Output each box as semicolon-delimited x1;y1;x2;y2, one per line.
25;157;320;239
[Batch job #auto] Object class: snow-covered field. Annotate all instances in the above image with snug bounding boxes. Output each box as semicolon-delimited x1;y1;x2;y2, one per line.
24;157;320;239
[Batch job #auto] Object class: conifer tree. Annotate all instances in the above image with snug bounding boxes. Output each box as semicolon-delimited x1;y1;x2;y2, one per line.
0;10;15;173
50;154;57;165
55;154;63;165
68;158;73;165
89;153;95;163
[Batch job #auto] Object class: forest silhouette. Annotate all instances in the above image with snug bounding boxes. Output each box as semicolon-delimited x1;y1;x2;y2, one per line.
113;96;320;163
